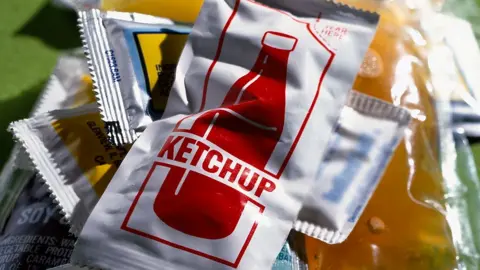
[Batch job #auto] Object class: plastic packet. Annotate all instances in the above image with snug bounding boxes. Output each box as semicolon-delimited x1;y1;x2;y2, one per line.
0;175;77;270
438;14;480;257
100;0;203;23
69;0;379;269
272;237;306;270
7;90;403;245
289;0;478;268
25;87;412;269
442;0;480;43
51;0;203;24
51;49;96;109
451;129;480;254
437;14;480;142
0;152;35;233
16;49;94;171
9;104;128;235
78;9;191;145
49;264;86;270
0;50;93;232
272;242;297;270
52;0;99;9
271;90;411;269
295;90;411;244
424;9;480;266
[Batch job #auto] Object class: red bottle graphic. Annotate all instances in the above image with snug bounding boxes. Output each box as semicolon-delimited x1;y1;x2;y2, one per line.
154;32;298;239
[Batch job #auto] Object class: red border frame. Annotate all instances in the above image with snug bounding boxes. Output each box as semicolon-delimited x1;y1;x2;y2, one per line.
122;162;264;268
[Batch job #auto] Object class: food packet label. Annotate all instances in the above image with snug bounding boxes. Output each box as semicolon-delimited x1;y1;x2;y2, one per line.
100;0;203;23
294;90;412;243
0;51;92;232
9;104;128;235
422;13;480;261
272;241;305;270
0;175;77;270
78;10;191;145
431;14;480;139
50;111;128;197
52;0;99;10
441;15;480;101
15;49;93;171
70;0;378;269
129;31;188;113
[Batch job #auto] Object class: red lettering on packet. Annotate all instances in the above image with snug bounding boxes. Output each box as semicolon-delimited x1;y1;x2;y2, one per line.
191;141;209;166
158;136;183;159
174;137;196;163
219;158;242;183
155;134;275;199
238;169;259;192
255;178;276;197
321;25;348;40
203;149;223;173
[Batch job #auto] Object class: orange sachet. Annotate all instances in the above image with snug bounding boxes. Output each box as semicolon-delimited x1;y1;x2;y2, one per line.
300;1;458;269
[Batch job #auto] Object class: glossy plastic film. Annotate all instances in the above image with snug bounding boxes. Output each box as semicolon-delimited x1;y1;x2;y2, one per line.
100;0;203;23
272;90;412;269
78;10;191;145
442;0;480;44
273;239;305;270
69;0;378;269
8;92;403;246
436;14;480;141
424;8;480;267
295;90;411;244
0;50;93;232
51;0;203;23
0;175;77;269
0;152;34;233
285;0;480;269
52;0;99;9
9;104;129;235
429;13;480;253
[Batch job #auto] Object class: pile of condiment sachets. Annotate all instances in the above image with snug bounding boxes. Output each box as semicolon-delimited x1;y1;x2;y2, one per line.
2;0;480;269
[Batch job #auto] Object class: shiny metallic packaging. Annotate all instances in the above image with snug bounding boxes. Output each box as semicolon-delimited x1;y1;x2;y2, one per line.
0;50;93;231
9;104;128;235
295;90;411;243
68;0;379;269
78;10;191;145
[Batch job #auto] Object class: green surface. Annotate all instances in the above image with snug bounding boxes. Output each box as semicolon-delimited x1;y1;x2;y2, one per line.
0;0;80;165
471;143;480;177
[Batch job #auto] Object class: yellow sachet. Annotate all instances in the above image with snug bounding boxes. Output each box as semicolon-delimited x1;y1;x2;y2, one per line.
71;75;96;108
51;111;128;196
101;0;203;23
78;10;191;144
10;104;130;235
